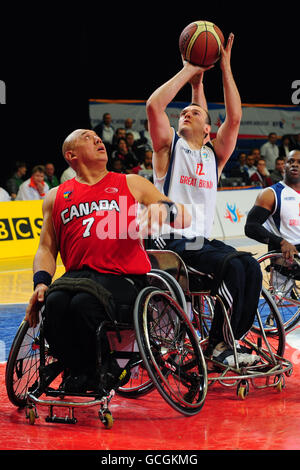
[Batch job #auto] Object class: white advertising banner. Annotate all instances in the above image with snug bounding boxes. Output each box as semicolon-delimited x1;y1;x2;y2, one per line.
211;188;261;239
89;100;300;138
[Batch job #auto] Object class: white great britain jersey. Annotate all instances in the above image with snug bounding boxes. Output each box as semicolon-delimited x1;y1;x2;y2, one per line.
154;129;218;239
263;181;300;245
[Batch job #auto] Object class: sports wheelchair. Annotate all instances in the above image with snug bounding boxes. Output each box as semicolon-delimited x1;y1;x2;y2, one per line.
147;250;293;399
5;266;208;428
257;251;300;332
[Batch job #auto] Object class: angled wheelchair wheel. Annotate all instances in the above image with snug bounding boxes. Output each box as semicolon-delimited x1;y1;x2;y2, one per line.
250;287;285;358
5;319;54;408
133;286;207;416
257;252;300;332
147;269;187;312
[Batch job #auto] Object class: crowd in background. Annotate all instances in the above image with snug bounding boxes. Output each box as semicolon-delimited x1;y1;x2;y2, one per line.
1;111;300;202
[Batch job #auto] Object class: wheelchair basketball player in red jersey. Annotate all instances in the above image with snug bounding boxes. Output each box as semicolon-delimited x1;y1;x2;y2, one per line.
25;128;191;393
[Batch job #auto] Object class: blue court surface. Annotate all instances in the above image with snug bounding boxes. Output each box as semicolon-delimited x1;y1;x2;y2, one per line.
0;304;26;362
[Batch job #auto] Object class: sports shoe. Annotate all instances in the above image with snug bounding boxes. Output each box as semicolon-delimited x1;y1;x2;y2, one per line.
100;355;131;392
212;341;260;367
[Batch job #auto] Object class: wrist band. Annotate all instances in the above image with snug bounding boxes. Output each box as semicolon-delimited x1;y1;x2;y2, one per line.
33;270;52;290
158;200;178;225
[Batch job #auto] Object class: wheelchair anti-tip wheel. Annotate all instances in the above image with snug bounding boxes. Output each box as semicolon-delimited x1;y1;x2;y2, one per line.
134;286;207;416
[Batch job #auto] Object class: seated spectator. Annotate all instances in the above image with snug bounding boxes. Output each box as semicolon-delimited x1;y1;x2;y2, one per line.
6;161;27;200
60;166;76;183
270;156;285;183
250;158;273;188
260;133;279;171
244;154;257;177
279;135;293;158
249;147;261;166
229;152;250;184
16;165;49;200
132;149;153;181
139;119;153;151
125;132;140;164
93;113;115;156
44;162;59;189
110;137;137;173
111;157;126;173
124;117;140;141
112;127;126;150
0;187;11;202
292;133;300;151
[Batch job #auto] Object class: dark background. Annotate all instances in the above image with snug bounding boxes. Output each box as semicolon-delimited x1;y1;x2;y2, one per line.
0;2;299;186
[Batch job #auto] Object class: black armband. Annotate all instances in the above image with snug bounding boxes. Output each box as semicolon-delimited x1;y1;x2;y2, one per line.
33;270;52;290
158;200;178;225
244;205;283;248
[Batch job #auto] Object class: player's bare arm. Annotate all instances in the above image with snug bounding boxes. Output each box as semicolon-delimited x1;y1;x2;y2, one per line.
146;61;211;178
25;188;59;327
126;174;191;234
211;33;242;176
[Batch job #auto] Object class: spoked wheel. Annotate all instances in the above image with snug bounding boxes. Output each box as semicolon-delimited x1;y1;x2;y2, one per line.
251;287;286;358
116;360;154;398
134;287;207;416
257;252;300;332
5;319;55;408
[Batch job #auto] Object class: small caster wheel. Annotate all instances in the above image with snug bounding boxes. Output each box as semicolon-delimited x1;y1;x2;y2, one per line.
237;380;249;400
99;411;113;429
275;374;285;392
285;367;293;378
28;408;36;425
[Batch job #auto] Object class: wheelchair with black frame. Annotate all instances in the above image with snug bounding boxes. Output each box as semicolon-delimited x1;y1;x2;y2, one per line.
146;249;293;399
256;251;300;333
5;266;208;428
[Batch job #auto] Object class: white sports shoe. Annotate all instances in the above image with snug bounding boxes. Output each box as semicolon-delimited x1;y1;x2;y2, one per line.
213;341;260;367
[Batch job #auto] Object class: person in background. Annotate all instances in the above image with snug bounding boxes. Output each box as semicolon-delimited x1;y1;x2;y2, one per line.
0;187;11;201
6;161;27;200
16;165;49;200
260;133;279;171
279;135;293;158
44;162;59;189
93;113;115;156
124;118;140;141
60;165;76;183
250;158;273;188
270;156;285;183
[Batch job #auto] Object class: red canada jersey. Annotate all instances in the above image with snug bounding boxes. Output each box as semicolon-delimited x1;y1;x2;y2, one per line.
52;172;151;275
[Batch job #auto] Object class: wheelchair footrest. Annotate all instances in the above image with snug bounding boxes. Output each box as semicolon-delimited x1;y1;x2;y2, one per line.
45;415;77;424
45;405;77;424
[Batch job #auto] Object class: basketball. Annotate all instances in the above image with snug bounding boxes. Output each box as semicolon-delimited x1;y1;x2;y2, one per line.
179;20;224;67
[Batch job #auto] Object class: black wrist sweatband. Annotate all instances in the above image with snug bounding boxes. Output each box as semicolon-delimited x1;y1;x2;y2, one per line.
158;200;178;224
33;271;52;290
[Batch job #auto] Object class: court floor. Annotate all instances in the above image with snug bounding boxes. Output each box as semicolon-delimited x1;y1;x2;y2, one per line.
1;240;300;452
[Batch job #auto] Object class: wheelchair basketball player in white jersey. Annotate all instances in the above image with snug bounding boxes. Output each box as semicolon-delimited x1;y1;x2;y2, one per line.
146;33;262;367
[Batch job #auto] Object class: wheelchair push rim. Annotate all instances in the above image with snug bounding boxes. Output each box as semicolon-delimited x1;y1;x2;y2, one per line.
134;286;208;416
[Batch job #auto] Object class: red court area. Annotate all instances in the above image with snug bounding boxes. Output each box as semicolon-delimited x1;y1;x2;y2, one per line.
1;334;300;452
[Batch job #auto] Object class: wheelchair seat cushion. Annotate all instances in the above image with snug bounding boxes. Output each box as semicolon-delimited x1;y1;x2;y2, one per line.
45;276;118;326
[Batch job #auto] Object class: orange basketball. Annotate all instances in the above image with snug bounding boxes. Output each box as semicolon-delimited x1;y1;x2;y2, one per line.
179;20;224;67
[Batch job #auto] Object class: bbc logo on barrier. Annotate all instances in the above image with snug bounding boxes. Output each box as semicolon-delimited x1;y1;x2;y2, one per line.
0;80;6;104
0;218;43;241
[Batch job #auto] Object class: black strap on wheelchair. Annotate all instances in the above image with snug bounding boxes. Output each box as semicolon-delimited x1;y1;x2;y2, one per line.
210;251;253;296
45;276;122;342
